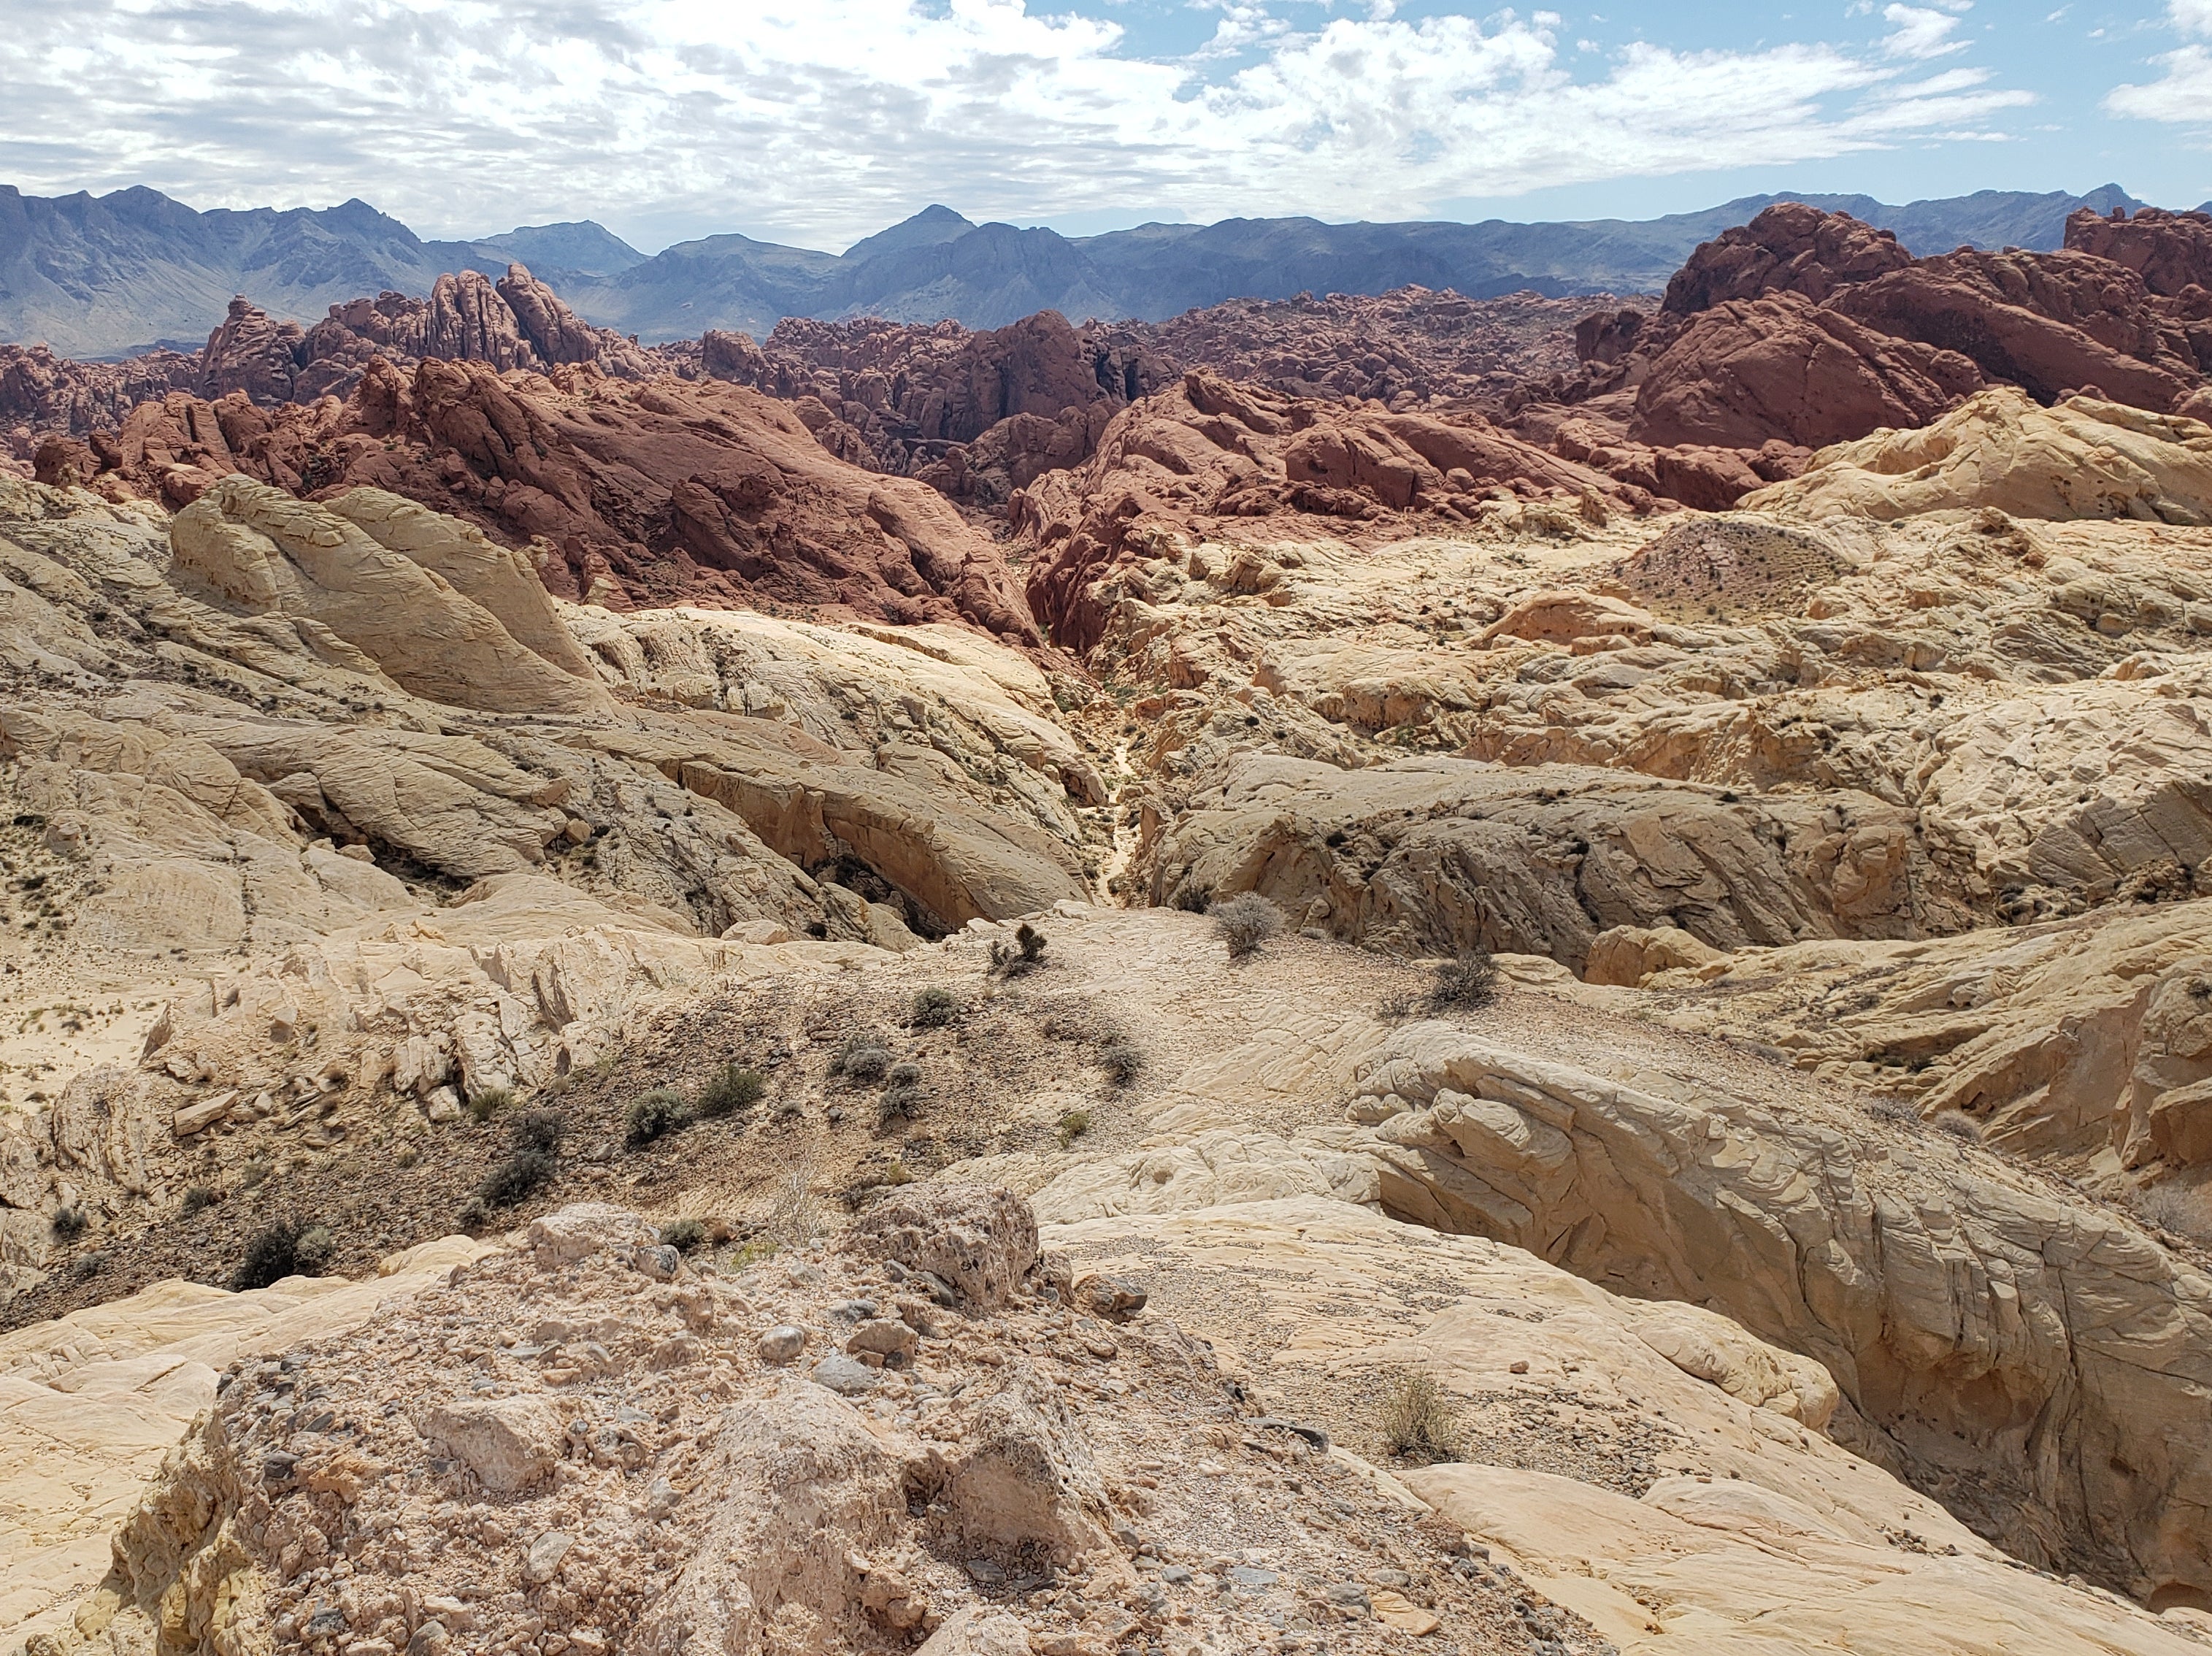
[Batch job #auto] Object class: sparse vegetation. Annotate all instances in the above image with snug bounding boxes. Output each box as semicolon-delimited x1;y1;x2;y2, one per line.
2136;1185;2211;1243
1172;884;1214;914
1212;893;1283;958
1427;946;1499;1012
181;1184;220;1216
626;1087;692;1149
479;1149;558;1208
832;1035;896;1084
233;1219;334;1291
1376;989;1418;1022
239;1159;270;1190
910;986;962;1029
990;921;1049;978
1862;1097;1921;1127
1378;1370;1462;1464
50;1203;87;1240
698;1064;767;1119
1057;1108;1093;1146
661;1216;707;1252
1932;1111;1985;1144
293;1224;337;1276
511;1109;567;1155
466;1085;514;1123
1097;1038;1144;1087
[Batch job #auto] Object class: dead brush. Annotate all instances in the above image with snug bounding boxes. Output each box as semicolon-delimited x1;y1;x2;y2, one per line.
1378;1370;1462;1465
990;921;1049;978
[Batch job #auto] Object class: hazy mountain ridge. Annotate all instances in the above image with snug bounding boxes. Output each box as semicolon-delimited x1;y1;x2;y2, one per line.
0;180;2151;356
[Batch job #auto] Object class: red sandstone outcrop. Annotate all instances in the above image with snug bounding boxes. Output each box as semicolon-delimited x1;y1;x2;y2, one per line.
4;267;664;455
1537;202;2212;459
1016;369;1640;652
69;359;1037;637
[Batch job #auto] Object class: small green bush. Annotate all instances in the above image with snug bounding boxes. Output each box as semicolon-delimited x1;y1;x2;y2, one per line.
1211;893;1282;958
698;1065;767;1119
1057;1108;1093;1146
910;986;962;1029
661;1217;707;1252
181;1184;220;1216
626;1088;692;1149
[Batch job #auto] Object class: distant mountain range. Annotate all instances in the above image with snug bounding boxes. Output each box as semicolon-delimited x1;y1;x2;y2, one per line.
0;181;2156;358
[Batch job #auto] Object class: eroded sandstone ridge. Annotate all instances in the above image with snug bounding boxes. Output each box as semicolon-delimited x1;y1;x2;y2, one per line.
7;199;2212;1656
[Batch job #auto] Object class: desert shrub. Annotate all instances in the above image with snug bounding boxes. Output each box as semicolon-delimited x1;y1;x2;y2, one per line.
1378;1371;1462;1464
832;1032;896;1084
181;1184;220;1216
480;1149;558;1208
879;1078;926;1124
465;1085;514;1123
626;1087;692;1149
1211;894;1283;958
1057;1108;1093;1147
1376;989;1418;1022
1097;1038;1144;1087
232;1220;327;1290
887;1060;923;1089
511;1110;567;1155
990;922;1049;978
50;1203;87;1240
1427;948;1499;1012
768;1157;823;1248
697;1065;767;1119
2137;1185;2211;1242
910;986;962;1029
74;1251;107;1279
1862;1098;1921;1127
1171;884;1214;914
1931;1111;1985;1144
239;1159;270;1190
293;1224;337;1276
661;1216;708;1252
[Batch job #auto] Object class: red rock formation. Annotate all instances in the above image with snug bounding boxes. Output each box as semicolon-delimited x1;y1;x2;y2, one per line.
6;267;667;455
1660;203;1915;314
2064;205;2212;298
74;359;1038;640
1126;286;1596;405
1;344;202;460
1540;202;2211;459
1633;293;1984;450
1017;370;1641;653
702;309;1157;506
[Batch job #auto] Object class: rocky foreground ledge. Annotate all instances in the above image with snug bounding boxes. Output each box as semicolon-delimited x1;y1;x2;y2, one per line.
7;1184;2205;1655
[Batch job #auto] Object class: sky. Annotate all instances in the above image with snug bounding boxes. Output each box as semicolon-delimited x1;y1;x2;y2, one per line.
3;0;2212;254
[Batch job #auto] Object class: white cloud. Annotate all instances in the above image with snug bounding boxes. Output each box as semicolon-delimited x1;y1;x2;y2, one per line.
2108;43;2212;123
2171;0;2212;35
2105;1;2212;124
0;0;2036;250
1881;4;1968;59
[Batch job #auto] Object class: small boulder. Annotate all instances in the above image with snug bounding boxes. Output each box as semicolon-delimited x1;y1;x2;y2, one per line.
1072;1273;1148;1320
757;1325;808;1365
852;1185;1037;1308
812;1353;879;1395
418;1397;563;1492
